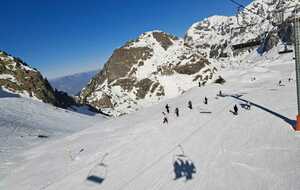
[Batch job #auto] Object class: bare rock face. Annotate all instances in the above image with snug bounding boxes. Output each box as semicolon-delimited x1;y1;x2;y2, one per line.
80;31;216;116
174;59;208;75
152;31;177;50
0;51;57;104
105;47;153;83
0;51;79;109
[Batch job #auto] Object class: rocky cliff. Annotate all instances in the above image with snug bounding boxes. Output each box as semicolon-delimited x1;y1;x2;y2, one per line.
0;51;78;109
80;31;216;116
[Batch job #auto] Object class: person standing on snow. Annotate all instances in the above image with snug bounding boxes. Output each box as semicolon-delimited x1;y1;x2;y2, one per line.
188;101;193;110
165;104;170;114
175;107;179;117
204;97;208;105
219;90;222;97
163;116;168;124
234;104;238;115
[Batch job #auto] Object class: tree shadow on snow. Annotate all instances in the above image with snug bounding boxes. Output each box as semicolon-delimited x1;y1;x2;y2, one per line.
230;95;296;129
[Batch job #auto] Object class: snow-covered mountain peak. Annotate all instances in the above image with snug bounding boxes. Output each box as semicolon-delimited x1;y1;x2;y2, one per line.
80;31;216;116
125;30;181;51
185;0;298;59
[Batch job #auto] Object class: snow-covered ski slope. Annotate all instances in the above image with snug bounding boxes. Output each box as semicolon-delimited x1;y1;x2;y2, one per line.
2;51;300;190
0;94;106;179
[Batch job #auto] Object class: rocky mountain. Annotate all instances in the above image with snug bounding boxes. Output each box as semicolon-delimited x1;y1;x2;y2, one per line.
0;51;79;109
80;0;298;116
0;51;57;103
50;70;98;96
185;0;297;59
80;31;217;116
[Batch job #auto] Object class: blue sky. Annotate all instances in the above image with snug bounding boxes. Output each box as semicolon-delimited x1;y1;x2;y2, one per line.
0;0;251;79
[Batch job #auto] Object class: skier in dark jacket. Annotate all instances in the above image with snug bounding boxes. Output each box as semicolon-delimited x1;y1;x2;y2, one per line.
163;116;168;124
188;101;193;110
175;107;179;117
204;97;208;105
165;104;170;114
234;104;238;115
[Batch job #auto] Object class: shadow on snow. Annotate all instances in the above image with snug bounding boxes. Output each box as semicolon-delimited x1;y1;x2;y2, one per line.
173;155;196;181
230;95;296;129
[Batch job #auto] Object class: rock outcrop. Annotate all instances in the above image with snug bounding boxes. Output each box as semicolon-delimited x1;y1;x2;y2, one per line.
80;31;216;116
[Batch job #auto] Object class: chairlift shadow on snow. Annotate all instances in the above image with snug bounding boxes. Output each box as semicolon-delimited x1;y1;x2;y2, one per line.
86;153;108;185
172;145;196;181
86;163;107;184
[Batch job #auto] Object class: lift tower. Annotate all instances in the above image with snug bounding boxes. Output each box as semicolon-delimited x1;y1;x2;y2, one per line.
295;15;300;131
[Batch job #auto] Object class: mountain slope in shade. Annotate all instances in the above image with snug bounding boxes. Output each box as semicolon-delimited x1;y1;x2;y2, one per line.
0;94;106;178
50;70;98;96
0;51;103;113
0;51;58;104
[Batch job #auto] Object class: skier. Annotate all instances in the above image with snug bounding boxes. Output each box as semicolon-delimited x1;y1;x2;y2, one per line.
163;116;168;124
175;107;179;117
233;104;238;115
219;90;222;97
188;100;193;110
278;80;282;86
204;97;208;105
198;82;201;87
165;104;170;114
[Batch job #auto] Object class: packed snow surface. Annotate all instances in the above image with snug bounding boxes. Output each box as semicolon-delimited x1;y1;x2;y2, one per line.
0;95;106;179
1;51;300;190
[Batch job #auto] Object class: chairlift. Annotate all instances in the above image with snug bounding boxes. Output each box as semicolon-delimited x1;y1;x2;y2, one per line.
86;153;109;185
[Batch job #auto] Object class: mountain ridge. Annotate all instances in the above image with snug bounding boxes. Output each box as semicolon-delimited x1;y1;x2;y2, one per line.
50;70;98;96
80;0;298;116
